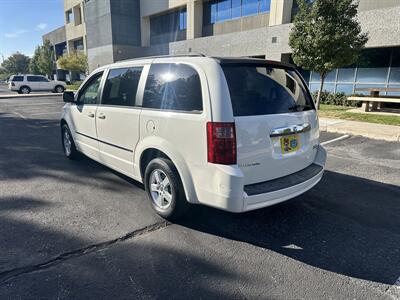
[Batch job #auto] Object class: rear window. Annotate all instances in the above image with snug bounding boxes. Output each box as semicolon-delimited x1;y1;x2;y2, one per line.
221;64;314;116
143;63;203;112
11;76;24;82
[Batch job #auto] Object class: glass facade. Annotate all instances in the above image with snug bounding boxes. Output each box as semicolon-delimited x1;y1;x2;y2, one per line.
204;0;270;24
305;47;400;96
150;7;187;45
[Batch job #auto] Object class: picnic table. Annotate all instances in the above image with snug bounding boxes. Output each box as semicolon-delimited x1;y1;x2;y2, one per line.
347;87;400;112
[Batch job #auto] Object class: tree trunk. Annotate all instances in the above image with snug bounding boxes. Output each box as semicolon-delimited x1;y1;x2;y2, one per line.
316;74;326;110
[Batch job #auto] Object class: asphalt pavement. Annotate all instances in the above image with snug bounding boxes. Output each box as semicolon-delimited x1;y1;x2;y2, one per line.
0;96;399;299
0;83;10;94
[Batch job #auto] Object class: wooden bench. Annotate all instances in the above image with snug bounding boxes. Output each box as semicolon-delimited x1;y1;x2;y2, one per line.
347;88;400;112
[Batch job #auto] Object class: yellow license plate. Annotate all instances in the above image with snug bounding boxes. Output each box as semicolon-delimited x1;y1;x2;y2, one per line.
280;135;300;154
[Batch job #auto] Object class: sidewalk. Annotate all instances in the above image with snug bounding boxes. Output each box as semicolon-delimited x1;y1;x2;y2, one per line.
0;93;62;99
319;117;400;142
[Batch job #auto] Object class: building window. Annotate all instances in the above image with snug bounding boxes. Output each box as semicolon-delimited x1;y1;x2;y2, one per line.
66;10;73;24
305;47;400;95
150;8;187;45
74;5;82;25
205;0;270;24
73;39;84;51
179;10;187;30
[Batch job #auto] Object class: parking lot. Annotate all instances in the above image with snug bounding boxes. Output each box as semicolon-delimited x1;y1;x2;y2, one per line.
0;95;399;299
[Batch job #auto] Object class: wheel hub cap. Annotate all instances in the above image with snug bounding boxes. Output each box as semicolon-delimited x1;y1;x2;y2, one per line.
63;130;72;156
149;169;172;210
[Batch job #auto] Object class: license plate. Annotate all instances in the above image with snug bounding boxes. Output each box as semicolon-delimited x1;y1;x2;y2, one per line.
280;135;300;154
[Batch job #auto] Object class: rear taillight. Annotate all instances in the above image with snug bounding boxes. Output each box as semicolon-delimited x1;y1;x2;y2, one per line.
11;82;15;86
207;122;236;165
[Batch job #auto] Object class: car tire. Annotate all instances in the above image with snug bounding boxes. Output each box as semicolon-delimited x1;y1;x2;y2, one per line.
55;85;64;93
144;158;189;220
61;124;79;159
19;86;31;94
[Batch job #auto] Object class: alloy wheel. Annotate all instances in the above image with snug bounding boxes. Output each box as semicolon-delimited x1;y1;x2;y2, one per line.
63;129;72;156
149;169;173;210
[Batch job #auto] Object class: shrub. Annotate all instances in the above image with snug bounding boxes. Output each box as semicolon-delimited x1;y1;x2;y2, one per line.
66;81;83;91
311;91;362;107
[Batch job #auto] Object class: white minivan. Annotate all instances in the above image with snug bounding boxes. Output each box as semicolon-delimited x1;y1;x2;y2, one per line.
60;55;326;219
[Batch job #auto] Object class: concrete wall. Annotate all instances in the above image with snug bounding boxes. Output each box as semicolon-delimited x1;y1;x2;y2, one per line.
64;0;86;53
150;5;400;61
202;13;270;37
43;26;66;45
84;0;113;49
85;0;142;71
167;23;292;60
269;0;293;25
81;0;400;71
140;0;188;17
358;6;400;48
358;0;400;11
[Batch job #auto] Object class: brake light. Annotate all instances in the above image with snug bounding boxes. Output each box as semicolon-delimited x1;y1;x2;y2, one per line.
207;122;236;165
11;82;15;86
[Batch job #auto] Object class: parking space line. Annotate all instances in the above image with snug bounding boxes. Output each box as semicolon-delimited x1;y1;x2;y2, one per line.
5;102;63;107
321;135;350;146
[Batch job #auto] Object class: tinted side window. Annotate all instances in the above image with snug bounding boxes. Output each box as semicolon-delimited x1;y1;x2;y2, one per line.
12;76;24;82
78;72;103;105
102;67;143;107
27;76;41;82
39;76;49;82
143;63;203;112
222;64;314;116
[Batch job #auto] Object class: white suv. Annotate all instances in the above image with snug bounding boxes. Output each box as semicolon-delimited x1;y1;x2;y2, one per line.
8;75;66;94
60;55;326;219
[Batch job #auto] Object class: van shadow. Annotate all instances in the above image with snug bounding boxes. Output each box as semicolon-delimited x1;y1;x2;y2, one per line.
178;170;400;285
0;197;244;299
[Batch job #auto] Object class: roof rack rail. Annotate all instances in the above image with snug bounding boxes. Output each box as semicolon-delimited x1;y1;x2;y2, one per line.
119;52;207;62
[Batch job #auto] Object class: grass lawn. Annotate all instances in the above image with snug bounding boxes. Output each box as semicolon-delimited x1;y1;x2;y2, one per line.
318;104;400;126
66;81;82;91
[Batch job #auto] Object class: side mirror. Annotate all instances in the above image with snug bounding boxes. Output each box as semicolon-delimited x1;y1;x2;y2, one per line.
63;91;75;103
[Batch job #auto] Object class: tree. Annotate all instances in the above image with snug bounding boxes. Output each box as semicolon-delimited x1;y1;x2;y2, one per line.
57;51;88;76
38;40;54;78
29;46;42;75
1;52;30;75
0;66;10;81
289;0;368;109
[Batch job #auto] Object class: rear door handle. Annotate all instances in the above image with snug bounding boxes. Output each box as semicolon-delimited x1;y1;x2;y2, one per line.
88;113;95;118
270;123;311;137
98;114;106;119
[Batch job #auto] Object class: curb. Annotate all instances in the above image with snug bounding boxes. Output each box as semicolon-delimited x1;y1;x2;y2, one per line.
320;125;400;142
0;93;62;99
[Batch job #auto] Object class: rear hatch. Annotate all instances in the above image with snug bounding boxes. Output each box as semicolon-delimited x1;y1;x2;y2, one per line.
221;62;319;185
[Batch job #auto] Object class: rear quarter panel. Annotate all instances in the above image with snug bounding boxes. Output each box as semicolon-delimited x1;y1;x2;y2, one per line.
134;59;213;203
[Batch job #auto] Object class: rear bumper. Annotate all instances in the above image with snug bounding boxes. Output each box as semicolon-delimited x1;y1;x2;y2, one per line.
242;163;324;212
196;145;327;213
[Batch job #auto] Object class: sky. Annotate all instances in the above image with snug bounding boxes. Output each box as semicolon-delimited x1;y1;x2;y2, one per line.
0;0;64;60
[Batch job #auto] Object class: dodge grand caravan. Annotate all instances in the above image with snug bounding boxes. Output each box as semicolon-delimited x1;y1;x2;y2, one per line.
60;55;326;219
